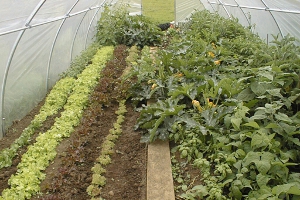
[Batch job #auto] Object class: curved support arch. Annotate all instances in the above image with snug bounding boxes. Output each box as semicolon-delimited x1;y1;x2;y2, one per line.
260;0;284;39
46;0;80;91
0;0;47;137
70;10;89;61
217;0;231;19
84;8;100;49
84;0;113;49
205;0;218;14
232;0;252;28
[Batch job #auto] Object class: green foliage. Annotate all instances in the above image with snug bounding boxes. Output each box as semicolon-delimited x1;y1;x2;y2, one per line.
60;42;100;78
129;10;300;199
138;98;186;142
96;5;162;48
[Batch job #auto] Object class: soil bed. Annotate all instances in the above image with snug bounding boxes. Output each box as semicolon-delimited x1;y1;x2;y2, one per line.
0;44;147;200
0;100;147;200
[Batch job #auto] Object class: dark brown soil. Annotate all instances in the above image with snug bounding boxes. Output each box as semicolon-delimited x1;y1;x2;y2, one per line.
171;148;203;200
0;99;146;200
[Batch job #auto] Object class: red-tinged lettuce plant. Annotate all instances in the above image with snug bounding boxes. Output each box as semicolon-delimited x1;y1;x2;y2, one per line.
44;45;133;199
90;44;130;107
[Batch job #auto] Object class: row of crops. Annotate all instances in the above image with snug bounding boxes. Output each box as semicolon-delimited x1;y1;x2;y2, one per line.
0;5;299;199
124;10;300;200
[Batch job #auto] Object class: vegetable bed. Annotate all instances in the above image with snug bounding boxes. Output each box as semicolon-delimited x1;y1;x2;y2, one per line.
0;7;300;200
131;11;300;200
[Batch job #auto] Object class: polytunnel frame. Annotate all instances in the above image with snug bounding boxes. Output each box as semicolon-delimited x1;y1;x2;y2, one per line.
206;0;300;40
46;0;82;89
0;0;47;136
46;0;102;90
204;0;252;33
71;0;114;61
0;0;114;137
70;9;90;62
83;0;112;49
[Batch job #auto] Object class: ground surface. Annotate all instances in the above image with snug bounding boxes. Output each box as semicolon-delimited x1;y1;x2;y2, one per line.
0;99;147;200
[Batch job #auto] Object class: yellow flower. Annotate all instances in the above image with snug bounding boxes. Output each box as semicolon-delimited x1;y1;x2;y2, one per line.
208;101;216;108
214;60;221;65
211;42;217;49
174;72;184;77
151;83;157;90
207;98;216;108
192;100;203;112
208;51;215;58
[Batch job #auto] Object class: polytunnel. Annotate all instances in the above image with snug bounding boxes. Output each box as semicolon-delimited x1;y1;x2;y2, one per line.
0;0;300;139
0;0;142;139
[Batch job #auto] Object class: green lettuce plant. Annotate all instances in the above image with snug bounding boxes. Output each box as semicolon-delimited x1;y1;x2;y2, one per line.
87;100;127;199
0;77;75;169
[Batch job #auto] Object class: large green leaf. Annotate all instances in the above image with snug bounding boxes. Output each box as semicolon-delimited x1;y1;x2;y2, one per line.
272;183;300;196
168;83;197;100
259;70;274;81
250;109;267;120
243;121;260;129
275;113;293;123
231;117;242;131
256;173;271;188
266;88;283;98
218;78;243;96
231;185;243;200
242;151;275;174
251;130;275;150
201;109;219;127
236;88;256;101
248;185;273;200
250;82;270;96
146;99;186;141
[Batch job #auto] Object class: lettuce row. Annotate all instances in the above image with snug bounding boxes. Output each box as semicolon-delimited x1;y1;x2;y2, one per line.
86;100;127;199
0;46;114;200
0;77;75;169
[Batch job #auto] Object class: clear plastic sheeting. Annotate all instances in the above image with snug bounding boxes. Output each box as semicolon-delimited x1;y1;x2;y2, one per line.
175;0;300;44
112;0;142;15
0;0;116;138
175;0;205;23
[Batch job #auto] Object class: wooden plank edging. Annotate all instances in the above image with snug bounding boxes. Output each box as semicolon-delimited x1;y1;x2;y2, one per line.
147;140;175;200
